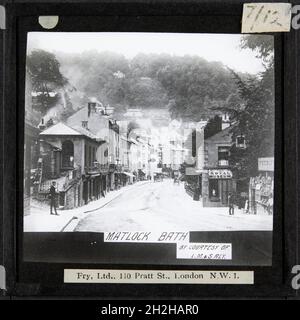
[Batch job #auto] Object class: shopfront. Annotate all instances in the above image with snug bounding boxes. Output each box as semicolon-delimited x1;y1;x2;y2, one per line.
249;157;274;215
202;168;236;207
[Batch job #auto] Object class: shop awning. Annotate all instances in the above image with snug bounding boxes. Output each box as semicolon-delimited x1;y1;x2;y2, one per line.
185;167;203;176
122;172;135;178
89;173;101;177
138;169;146;176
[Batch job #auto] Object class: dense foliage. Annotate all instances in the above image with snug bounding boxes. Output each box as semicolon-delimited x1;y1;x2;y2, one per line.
27;50;69;115
226;35;274;179
57;51;243;121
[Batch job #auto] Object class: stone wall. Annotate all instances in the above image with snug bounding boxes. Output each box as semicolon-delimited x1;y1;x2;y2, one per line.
63;180;83;209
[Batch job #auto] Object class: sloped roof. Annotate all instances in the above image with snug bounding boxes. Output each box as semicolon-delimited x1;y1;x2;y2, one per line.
120;135;130;142
40;122;82;136
204;126;232;143
129;138;139;145
66;105;109;139
72;125;104;142
66;106;88;123
40;122;104;143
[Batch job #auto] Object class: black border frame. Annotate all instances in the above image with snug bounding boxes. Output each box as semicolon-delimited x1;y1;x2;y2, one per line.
1;0;299;299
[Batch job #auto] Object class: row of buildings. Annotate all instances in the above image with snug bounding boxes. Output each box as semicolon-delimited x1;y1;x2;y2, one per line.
183;117;274;214
24;98;274;215
24;101;189;214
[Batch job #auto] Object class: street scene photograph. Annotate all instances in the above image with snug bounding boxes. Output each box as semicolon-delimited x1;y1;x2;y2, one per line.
23;32;274;245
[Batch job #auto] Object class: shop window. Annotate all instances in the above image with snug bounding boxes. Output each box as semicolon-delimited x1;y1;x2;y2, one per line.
209;179;219;199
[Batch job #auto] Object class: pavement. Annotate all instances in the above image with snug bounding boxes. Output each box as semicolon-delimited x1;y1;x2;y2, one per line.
24;181;151;232
24;179;273;233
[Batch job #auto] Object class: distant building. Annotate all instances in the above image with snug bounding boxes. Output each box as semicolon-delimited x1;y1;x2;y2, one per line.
182;121;206;195
124;108;143;118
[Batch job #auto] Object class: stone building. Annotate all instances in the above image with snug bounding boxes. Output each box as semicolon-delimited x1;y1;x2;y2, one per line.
24;122;40;215
39;122;105;209
66;102;121;192
202;127;236;207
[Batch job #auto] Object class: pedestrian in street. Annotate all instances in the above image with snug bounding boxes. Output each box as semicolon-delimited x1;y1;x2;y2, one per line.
267;195;273;215
228;193;234;215
49;181;59;215
193;187;200;201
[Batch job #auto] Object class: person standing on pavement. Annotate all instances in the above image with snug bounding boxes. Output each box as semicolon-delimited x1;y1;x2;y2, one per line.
228;193;234;215
267;195;273;215
49;181;59;215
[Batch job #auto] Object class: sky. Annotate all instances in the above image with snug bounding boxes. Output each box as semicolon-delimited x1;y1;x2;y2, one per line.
27;32;271;74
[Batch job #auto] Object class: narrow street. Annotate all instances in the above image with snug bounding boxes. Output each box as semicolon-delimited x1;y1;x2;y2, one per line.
74;179;273;232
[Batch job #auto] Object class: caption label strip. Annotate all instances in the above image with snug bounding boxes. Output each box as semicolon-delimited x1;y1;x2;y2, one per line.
177;243;232;260
65;232;248;284
242;3;292;33
64;269;254;284
104;231;232;260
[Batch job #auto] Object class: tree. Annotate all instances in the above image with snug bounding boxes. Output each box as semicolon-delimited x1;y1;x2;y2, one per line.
57;51;241;121
223;36;275;180
27;50;68;93
204;115;222;139
228;72;274;179
27;50;69;113
240;35;274;67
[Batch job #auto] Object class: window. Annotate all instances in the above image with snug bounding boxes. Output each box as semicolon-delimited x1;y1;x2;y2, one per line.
62;140;74;168
218;146;230;166
82;121;88;129
218;147;229;161
84;144;88;168
93;147;96;163
89;146;92;167
236;135;246;149
192;130;196;157
209;179;219;199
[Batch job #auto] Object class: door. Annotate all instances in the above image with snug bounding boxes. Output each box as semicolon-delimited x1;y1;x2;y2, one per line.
220;179;230;205
83;180;88;204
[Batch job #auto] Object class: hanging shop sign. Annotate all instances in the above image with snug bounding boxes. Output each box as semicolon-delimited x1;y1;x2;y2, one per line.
258;157;274;172
208;169;233;179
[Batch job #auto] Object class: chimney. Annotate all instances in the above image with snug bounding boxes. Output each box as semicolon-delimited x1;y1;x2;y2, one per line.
221;113;230;130
39;118;46;131
88;102;96;117
82;121;88;129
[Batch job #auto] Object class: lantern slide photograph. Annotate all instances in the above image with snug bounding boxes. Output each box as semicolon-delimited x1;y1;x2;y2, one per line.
23;32;274;265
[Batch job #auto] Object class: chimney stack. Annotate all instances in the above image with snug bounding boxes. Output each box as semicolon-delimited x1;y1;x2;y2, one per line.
221;113;230;130
88;102;97;117
39;118;46;131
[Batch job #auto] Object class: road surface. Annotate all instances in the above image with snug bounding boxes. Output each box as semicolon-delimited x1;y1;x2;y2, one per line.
74;179;273;232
